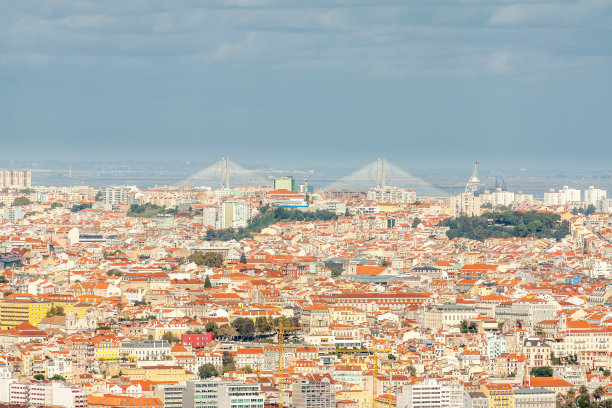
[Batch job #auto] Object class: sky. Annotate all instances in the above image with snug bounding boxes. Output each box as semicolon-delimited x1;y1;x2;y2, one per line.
1;0;611;171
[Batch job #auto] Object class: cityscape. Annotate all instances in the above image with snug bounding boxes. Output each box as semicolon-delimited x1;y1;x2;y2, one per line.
2;1;612;408
1;161;612;408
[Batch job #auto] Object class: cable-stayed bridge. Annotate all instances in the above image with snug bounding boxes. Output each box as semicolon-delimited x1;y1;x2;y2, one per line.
176;157;447;197
325;158;448;197
176;158;270;189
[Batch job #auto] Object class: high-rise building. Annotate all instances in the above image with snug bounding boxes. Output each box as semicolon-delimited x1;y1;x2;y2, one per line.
103;186;136;205
0;170;32;189
182;380;264;408
584;186;607;206
291;375;335;408
222;200;252;228
448;193;481;217
544;186;581;206
490;188;515;207
274;176;296;191
2;380;87;408
367;186;417;203
397;378;452;408
155;383;185;408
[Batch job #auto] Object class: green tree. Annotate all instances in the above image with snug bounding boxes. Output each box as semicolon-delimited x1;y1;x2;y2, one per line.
12;196;32;206
530;366;553;377
240;253;247;264
106;269;123;276
460;320;478;333
189;251;224;268
49;374;66;381
95;191;103;201
217;324;238;340
162;331;181;343
231;317;255;339
50;202;63;209
255;316;272;333
205;321;218;335
71;203;92;212
46;305;66;317
204;275;212;288
330;268;341;278
388;354;396;360
222;351;236;373
407;366;417;376
412;217;421;228
198;363;218;379
33;374;45;380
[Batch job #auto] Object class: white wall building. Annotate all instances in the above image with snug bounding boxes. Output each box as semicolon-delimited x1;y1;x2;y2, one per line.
544;186;581;206
448;193;481;218
490;189;515;207
367;187;417;203
584;186;607;206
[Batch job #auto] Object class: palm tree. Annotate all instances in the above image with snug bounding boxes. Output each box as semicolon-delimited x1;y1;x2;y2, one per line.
593;386;605;402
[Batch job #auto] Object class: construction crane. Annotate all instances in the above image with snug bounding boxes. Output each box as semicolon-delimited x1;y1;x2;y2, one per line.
277;322;306;408
334;342;393;408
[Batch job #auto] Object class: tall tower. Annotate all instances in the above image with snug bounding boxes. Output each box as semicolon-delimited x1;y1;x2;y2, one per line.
376;157;387;188
220;157;230;189
465;161;481;194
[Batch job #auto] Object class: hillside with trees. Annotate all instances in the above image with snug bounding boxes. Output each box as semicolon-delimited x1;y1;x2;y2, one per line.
441;211;570;242
206;205;337;241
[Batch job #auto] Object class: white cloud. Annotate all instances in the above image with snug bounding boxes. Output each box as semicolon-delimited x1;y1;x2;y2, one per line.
485;51;511;74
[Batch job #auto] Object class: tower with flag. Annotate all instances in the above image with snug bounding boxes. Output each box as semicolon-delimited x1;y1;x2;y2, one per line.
465;161;481;194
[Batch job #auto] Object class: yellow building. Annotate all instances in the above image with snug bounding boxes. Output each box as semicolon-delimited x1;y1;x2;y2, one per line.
146;321;189;340
0;294;90;329
0;298;48;329
122;365;195;382
481;383;513;408
93;335;120;361
330;306;366;323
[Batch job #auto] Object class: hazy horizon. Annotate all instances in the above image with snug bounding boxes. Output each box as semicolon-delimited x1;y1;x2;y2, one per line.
2;1;611;169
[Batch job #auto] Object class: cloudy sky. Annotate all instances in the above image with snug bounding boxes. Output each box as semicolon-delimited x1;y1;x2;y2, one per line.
1;0;611;170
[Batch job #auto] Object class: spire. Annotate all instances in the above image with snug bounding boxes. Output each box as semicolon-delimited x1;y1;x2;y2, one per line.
465;161;481;194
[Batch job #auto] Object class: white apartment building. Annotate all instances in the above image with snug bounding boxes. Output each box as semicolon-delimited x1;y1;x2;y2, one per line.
0;170;32;189
584;186;607;206
448;193;481;217
544;186;581;206
203;205;221;228
491;188;515;207
120;340;172;362
367;187;417;203
597;198;612;213
515;191;534;205
550;329;612;357
291;376;335;408
422;304;477;331
222;200;252;228
3;381;87;408
103;186;137;205
397;378;457;408
182;380;264;408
